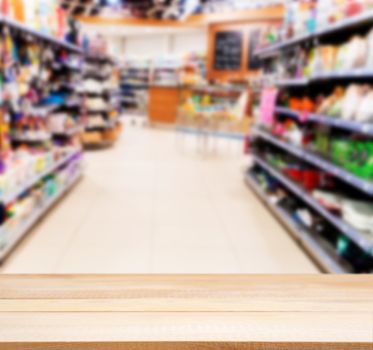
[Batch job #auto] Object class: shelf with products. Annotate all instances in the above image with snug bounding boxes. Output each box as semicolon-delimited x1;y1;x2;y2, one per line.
275;107;373;136
249;150;373;268
121;58;151;89
0;16;82;54
80;40;122;148
2;16;85;147
0;148;82;207
151;57;181;87
245;167;353;273
0;13;85;260
258;9;373;84
249;2;373;273
0;153;83;261
252;126;373;196
255;7;373;58
273;70;373;86
52;125;83;138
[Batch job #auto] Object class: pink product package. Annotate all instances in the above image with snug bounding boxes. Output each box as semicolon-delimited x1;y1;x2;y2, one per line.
259;88;278;127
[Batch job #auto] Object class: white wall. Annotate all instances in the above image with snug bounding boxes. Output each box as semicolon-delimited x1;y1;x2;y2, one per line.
81;24;207;60
122;29;208;59
170;31;207;56
124;35;171;58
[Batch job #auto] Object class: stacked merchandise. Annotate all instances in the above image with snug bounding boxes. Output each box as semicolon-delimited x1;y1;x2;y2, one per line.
151;57;181;86
0;11;84;259
80;36;122;148
121;58;151;114
248;1;373;273
179;52;206;86
0;0;67;39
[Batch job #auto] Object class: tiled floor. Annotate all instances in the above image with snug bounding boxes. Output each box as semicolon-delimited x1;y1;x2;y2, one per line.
0;121;318;273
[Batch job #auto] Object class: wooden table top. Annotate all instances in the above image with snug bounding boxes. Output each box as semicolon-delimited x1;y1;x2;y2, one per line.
0;275;372;349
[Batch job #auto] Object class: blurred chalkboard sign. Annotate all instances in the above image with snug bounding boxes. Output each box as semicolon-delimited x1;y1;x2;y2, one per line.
213;31;243;71
248;29;261;70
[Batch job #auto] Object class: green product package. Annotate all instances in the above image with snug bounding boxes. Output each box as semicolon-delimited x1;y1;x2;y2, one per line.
315;131;329;156
356;142;373;179
331;139;351;167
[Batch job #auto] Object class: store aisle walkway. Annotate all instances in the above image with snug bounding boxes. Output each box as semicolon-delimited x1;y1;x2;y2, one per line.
1;121;318;273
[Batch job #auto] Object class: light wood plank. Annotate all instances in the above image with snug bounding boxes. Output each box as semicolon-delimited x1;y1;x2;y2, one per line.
0;275;371;349
1;343;371;350
0;275;372;312
0;312;370;343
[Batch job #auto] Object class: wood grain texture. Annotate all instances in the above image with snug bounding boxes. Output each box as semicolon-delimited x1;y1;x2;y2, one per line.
149;87;180;124
0;275;371;349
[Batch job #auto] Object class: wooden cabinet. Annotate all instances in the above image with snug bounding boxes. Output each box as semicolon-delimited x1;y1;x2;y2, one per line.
149;86;180;125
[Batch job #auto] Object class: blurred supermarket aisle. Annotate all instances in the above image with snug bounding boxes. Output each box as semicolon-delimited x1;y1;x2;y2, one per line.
1;122;318;273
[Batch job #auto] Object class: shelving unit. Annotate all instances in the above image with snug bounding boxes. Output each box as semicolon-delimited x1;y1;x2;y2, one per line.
81;53;122;148
275;107;373;136
251;153;373;255
274;69;373;86
0;15;82;53
245;172;350;273
0;14;85;261
1;150;81;206
249;7;373;273
255;9;373;58
252;127;373;196
0;166;83;261
120;62;150;114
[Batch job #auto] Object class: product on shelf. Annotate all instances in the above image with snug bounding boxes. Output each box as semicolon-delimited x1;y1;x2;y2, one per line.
257;0;373;49
1;0;68;39
250;4;373;273
80;35;122;148
0;13;84;260
248;165;373;272
0;151;83;252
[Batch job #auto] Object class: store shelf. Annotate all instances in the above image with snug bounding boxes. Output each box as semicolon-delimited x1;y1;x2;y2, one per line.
1;149;82;206
84;73;111;81
275;107;373;136
86;109;109;115
255;9;373;58
121;83;149;89
0;169;83;261
85;54;115;65
255;32;312;57
0;15;82;53
27;104;62;117
312;68;373;80
11;134;52;143
86;119;118;131
52;126;83;138
244;172;350;273
275;78;309;87
275;69;373;86
52;62;81;72
253;127;373;196
251;153;373;255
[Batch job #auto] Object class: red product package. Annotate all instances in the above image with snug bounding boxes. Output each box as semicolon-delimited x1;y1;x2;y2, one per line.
284;167;303;183
303;170;321;191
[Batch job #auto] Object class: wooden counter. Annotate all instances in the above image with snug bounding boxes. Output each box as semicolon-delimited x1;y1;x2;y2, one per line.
149;86;180;124
0;275;372;349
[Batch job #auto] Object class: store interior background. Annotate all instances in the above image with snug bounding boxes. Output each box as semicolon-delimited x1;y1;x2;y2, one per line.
2;0;373;274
